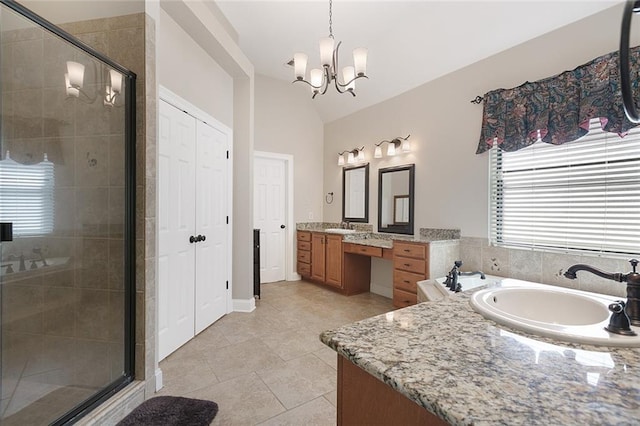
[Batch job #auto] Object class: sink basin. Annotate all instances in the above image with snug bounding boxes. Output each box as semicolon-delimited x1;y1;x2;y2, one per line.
324;228;357;234
470;280;640;347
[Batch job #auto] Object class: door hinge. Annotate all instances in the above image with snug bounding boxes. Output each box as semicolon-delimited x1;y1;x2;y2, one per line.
226;216;229;224
226;280;229;290
226;150;229;159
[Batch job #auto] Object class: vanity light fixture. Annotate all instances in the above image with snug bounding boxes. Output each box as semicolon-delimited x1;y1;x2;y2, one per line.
338;146;365;165
292;0;368;98
374;135;411;158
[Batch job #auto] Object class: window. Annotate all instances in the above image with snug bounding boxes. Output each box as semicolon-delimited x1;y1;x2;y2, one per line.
0;153;55;236
489;119;640;256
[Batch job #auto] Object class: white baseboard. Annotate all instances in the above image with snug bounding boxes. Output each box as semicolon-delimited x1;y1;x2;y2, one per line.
370;282;393;299
155;368;163;392
233;297;256;312
288;272;301;281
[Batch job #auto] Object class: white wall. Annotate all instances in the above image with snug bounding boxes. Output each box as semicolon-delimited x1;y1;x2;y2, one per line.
254;74;324;223
158;8;233;128
324;3;640;240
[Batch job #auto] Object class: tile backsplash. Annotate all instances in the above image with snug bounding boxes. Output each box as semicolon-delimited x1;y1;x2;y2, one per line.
459;237;631;298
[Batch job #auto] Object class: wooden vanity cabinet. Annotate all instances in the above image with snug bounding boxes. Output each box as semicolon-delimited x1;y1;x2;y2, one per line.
297;231;312;278
307;232;343;289
392;241;428;308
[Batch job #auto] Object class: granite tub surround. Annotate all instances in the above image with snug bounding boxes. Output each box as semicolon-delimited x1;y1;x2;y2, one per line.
321;291;640;425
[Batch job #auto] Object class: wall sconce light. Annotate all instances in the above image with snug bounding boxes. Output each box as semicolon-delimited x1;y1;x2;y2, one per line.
374;135;411;158
104;69;123;107
65;61;84;97
338;146;365;165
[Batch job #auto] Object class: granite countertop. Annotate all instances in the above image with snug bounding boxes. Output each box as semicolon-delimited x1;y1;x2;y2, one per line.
296;223;461;245
320;290;640;425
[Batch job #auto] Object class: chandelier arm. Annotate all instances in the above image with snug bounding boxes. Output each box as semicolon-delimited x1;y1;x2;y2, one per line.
319;66;331;96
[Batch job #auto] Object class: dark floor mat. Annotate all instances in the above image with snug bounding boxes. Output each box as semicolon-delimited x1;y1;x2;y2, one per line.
117;396;218;426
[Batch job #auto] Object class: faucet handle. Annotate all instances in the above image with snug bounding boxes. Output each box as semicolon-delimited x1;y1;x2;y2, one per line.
454;260;463;268
630;259;638;273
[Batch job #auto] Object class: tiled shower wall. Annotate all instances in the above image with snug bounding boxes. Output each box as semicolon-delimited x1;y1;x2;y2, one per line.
459;237;631;298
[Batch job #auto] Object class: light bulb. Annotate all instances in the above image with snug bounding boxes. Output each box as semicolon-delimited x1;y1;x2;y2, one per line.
319;37;335;67
338;154;345;166
310;68;323;88
353;48;368;76
402;139;411;153
374;146;382;158
387;143;396;156
66;61;84;89
293;53;307;80
342;66;355;91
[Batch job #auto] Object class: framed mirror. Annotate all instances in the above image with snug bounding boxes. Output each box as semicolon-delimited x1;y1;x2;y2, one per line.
378;164;415;234
342;164;369;223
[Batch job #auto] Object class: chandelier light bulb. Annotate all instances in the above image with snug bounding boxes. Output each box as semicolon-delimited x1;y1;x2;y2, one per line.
310;68;323;88
342;66;355;91
353;48;368;76
294;53;308;80
319;37;335;67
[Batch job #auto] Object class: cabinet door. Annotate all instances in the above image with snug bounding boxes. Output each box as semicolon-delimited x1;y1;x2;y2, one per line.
311;233;326;282
325;234;343;288
158;99;196;361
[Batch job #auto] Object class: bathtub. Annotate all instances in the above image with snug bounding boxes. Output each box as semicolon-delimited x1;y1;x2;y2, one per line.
417;274;503;303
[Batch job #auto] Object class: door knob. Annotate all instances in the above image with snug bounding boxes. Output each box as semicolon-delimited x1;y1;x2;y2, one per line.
280;224;285;229
189;235;197;243
199;235;206;242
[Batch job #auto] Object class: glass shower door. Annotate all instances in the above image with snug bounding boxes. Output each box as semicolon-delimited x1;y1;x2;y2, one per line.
0;2;135;424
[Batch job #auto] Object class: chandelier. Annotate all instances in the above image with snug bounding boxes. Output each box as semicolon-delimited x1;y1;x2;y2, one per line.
292;0;368;98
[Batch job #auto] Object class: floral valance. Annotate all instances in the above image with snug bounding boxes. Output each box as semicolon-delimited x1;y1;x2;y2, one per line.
476;46;640;154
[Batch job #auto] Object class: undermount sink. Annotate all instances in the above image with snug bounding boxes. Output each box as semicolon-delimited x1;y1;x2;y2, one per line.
324;228;357;234
470;280;640;347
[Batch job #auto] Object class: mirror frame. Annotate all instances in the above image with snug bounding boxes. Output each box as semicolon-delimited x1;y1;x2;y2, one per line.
342;163;369;223
377;164;415;235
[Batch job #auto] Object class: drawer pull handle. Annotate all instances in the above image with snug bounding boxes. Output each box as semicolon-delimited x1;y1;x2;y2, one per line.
404;263;411;267
403;249;410;252
404;280;410;283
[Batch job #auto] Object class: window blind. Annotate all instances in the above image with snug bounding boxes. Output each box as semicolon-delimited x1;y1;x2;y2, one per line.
489;119;640;256
0;153;54;236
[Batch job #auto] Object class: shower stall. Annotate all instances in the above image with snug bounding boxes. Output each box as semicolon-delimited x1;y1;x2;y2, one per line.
0;1;136;424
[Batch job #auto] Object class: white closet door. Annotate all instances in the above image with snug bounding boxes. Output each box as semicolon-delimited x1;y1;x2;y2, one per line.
158;100;196;360
194;120;228;334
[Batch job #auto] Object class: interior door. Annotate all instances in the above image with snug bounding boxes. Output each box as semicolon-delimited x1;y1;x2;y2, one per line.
195;120;228;334
158;100;196;360
254;156;286;283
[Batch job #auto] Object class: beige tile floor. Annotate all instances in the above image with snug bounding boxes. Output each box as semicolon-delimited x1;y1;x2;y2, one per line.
157;280;393;425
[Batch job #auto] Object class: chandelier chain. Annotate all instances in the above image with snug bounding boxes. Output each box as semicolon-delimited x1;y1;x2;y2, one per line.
328;0;333;38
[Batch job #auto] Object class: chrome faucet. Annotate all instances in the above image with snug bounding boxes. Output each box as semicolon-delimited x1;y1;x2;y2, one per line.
564;259;640;326
340;221;351;230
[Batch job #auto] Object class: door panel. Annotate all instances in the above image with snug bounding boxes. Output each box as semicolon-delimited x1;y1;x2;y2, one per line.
158;100;196;360
195;120;228;334
254;157;286;283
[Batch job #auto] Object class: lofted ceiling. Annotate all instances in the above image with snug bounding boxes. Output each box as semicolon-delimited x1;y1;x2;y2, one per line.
217;0;621;123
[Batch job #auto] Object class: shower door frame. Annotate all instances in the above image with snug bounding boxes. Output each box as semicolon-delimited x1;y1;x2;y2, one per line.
0;1;137;424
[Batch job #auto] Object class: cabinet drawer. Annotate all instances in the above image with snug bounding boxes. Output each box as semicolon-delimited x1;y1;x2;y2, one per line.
343;243;382;258
393;257;426;275
297;262;311;276
298;241;311;251
298;250;311;263
394;242;426;259
393;288;417;308
297;231;312;242
393;270;422;293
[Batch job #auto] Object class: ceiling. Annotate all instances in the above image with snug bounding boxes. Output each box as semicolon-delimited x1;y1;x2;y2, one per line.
216;0;620;123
